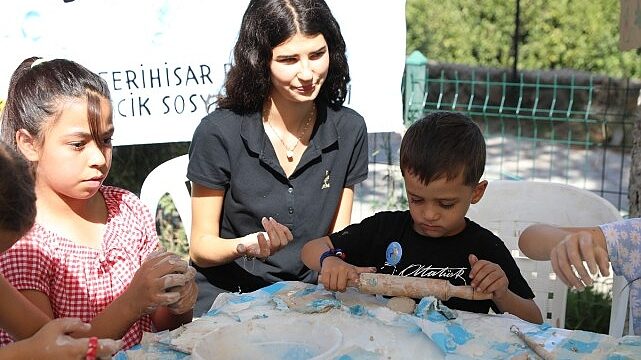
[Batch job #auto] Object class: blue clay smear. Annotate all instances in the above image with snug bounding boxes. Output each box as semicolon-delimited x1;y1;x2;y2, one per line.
348;304;366;316
296;287;317;297
261;282;287;295
539;323;552;330
431;332;458;352
447;323;473;345
229;294;255;304
490;342;512;353
309;298;341;310
407;324;422;334
561;339;599;353
427;311;448;322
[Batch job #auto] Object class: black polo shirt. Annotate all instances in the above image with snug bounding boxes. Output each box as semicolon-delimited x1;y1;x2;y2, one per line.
187;102;368;315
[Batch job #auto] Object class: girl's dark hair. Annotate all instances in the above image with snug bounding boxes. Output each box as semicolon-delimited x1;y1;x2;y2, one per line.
0;141;36;235
400;111;486;186
217;0;349;114
0;57;111;150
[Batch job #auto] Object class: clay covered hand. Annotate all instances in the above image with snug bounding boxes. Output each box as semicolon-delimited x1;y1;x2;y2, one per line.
24;318;121;359
126;250;190;315
236;217;293;259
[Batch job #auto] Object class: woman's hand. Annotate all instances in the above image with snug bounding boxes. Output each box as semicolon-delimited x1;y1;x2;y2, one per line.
549;231;610;289
236;217;294;259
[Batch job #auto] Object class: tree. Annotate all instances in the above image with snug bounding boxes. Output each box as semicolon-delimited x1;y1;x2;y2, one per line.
406;0;641;79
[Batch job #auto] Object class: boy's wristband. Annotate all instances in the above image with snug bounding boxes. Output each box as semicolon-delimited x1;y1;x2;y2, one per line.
319;248;346;266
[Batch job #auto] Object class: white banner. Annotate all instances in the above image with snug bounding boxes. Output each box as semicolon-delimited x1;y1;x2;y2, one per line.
0;0;406;145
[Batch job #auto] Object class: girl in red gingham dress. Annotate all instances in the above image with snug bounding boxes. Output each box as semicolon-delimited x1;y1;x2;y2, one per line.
0;57;198;350
0;141;122;358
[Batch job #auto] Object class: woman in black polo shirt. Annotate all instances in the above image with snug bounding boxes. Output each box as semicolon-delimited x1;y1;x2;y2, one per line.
187;0;369;316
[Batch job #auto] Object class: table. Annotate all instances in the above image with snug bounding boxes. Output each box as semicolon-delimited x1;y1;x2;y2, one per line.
117;281;640;359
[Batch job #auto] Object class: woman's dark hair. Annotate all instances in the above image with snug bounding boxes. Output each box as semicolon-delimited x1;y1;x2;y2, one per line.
217;0;349;114
400;111;486;186
0;141;36;235
0;57;111;150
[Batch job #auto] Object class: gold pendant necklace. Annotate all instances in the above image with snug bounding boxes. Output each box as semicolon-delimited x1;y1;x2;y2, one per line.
265;104;316;161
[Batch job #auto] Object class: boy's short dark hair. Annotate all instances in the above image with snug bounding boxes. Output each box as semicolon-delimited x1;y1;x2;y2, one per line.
400;111;486;186
0;141;36;234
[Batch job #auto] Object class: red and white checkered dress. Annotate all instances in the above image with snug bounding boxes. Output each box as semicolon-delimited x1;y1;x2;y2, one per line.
0;186;158;349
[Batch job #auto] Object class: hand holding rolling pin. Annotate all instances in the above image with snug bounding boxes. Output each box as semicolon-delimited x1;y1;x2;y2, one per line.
319;254;377;292
318;253;492;301
468;254;509;300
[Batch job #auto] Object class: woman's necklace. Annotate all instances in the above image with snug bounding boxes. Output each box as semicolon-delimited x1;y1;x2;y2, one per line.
265;104;316;161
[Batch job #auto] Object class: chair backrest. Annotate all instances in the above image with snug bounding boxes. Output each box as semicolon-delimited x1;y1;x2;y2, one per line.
467;180;623;329
140;154;192;243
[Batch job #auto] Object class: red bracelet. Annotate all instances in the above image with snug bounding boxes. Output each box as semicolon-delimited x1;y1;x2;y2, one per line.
86;336;98;360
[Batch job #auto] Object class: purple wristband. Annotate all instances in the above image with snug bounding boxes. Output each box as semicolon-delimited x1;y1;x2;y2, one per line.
319;248;346;266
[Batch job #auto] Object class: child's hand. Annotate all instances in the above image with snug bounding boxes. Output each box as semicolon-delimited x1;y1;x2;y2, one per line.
25;318;121;359
549;231;610;290
126;251;191;315
236;217;293;259
468;254;508;300
319;257;376;292
167;266;198;315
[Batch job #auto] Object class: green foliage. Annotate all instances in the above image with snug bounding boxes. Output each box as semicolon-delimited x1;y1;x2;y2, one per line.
156;194;189;259
406;0;641;78
565;286;612;334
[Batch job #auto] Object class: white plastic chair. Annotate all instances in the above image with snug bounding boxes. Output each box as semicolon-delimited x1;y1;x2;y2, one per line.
139;154;192;243
467;180;624;330
609;275;634;337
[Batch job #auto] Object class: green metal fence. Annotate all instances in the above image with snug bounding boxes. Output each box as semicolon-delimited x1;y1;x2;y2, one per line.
400;51;640;214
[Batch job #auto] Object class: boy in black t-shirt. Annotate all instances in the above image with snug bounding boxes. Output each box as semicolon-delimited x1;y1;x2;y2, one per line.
301;111;543;324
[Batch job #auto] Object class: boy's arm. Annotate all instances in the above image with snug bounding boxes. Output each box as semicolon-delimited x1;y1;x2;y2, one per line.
0;318;122;359
301;236;334;271
302;236;376;292
21;289;139;340
0;276;49;340
0;318;121;359
469;254;543;324
492;290;543;324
